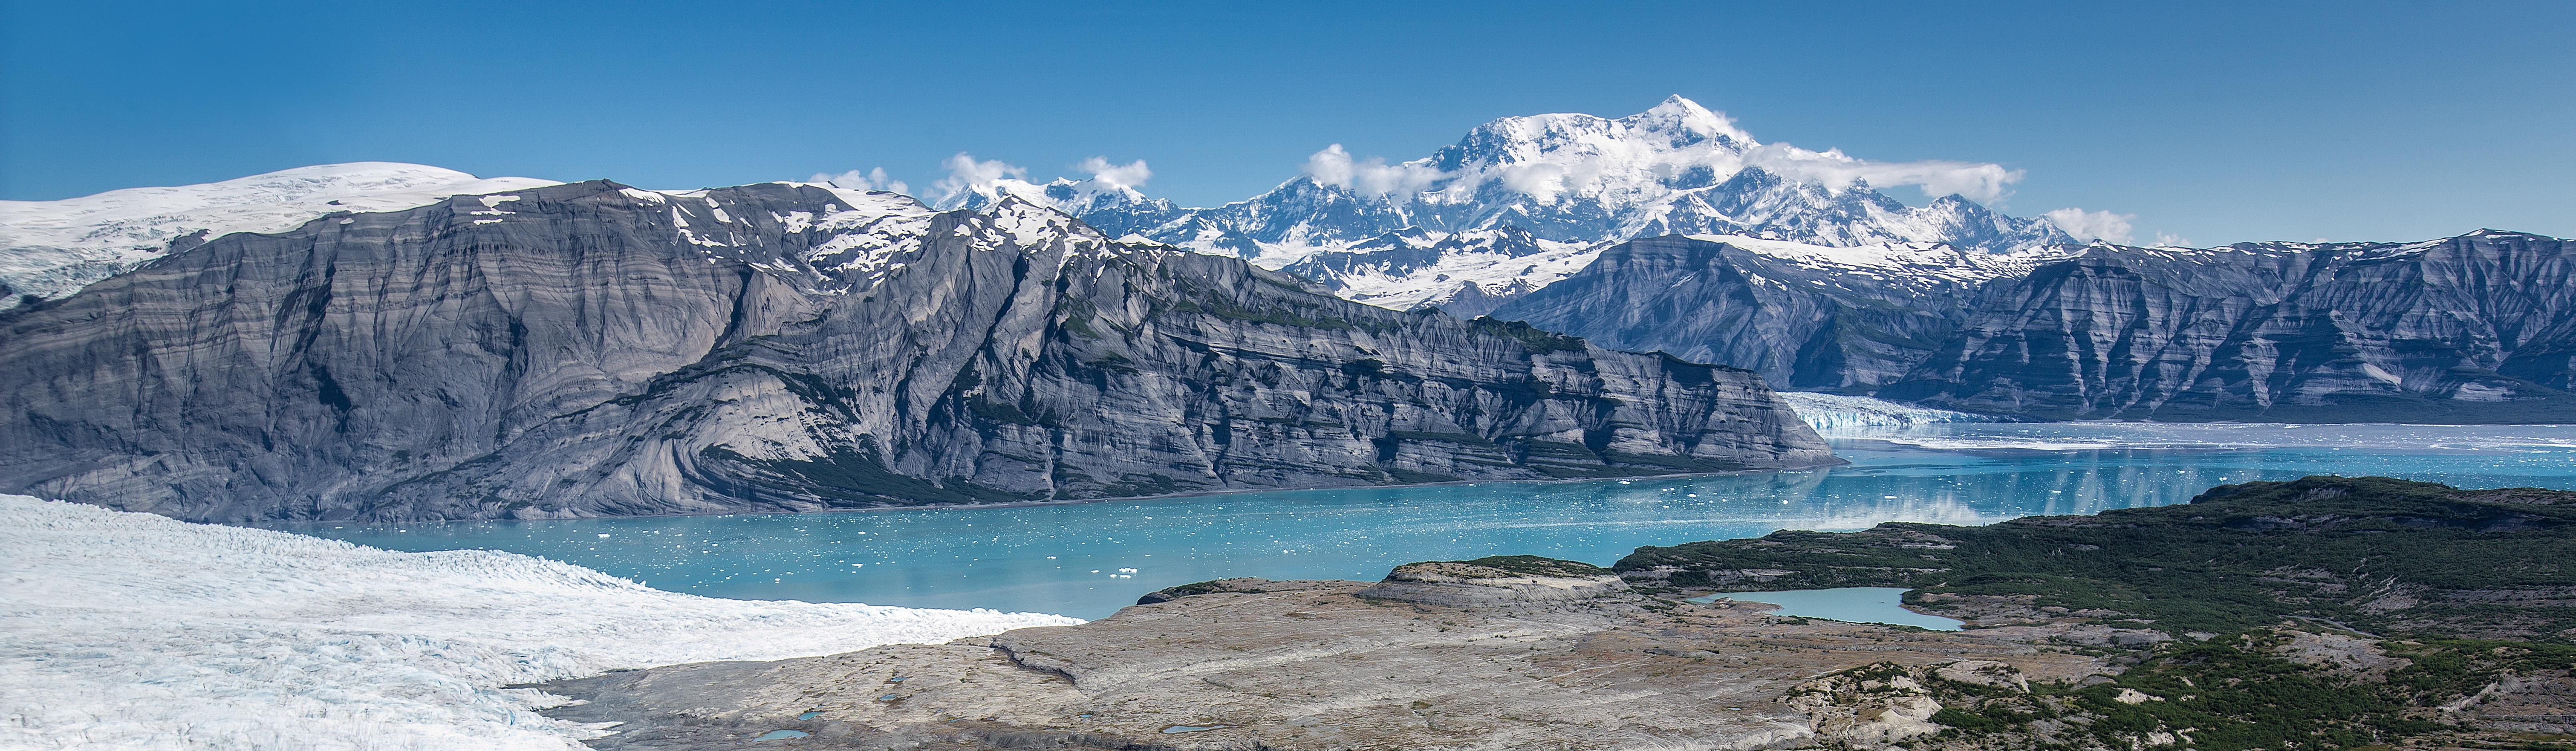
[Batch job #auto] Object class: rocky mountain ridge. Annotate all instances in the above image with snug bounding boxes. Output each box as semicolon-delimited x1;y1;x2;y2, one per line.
1498;230;2576;423
0;180;1831;522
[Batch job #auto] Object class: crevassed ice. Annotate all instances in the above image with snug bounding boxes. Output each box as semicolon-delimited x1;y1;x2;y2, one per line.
0;495;1078;750
1776;391;2000;434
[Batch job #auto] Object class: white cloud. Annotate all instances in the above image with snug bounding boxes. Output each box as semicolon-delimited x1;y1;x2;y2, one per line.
809;167;909;195
1076;157;1151;190
2043;208;2137;244
1302;144;1446;197
2155;232;2194;248
1304;144;1357;187
931;152;1027;202
1498;163;1568;203
1743;143;2022;204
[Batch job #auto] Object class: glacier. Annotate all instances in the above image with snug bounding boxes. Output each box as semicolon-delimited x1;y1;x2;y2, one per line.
1775;391;2001;434
0;495;1077;750
0;162;557;307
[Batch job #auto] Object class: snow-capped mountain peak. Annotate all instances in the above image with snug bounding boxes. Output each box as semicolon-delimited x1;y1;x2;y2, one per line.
1058;96;2069;276
1418;94;1759;208
1623;94;1757;145
924;96;2076;316
935;174;1180;240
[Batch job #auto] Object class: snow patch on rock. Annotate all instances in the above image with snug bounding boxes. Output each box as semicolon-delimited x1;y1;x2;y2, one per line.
1686;234;2075;285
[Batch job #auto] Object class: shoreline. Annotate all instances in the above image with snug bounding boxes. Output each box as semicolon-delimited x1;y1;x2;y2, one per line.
252;459;1849;529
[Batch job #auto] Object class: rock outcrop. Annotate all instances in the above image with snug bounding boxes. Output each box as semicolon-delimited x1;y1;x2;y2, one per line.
0;181;1830;522
1350;555;1626;607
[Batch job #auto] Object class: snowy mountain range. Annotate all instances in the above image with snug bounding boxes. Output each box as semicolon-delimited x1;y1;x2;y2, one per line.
2;98;2086;315
933;96;2079;312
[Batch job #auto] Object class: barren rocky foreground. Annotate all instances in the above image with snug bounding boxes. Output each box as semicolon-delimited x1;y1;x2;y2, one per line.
539;559;2108;749
539;478;2576;750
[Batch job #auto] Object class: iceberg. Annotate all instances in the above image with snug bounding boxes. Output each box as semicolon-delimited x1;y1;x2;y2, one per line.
0;495;1077;749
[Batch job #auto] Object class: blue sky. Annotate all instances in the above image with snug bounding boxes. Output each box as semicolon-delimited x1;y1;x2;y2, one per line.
4;0;2570;244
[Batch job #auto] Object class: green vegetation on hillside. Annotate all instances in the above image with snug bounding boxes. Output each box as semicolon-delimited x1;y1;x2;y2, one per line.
1615;476;2576;641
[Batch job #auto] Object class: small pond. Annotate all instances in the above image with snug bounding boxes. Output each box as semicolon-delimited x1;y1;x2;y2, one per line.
1691;587;1964;631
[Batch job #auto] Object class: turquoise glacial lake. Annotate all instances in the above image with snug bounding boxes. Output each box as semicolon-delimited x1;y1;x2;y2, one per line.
288;422;2576;619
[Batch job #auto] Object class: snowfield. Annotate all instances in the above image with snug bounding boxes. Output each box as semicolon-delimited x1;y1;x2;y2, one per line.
0;495;1079;749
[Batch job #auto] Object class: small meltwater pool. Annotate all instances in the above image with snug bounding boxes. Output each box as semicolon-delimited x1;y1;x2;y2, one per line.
1691;587;1964;631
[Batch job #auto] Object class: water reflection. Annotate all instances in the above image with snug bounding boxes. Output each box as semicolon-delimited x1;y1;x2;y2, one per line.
289;423;2576;619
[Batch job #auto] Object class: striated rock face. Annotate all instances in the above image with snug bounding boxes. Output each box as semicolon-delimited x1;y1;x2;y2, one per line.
0;181;1830;522
1886;231;2576;421
1497;230;2576;423
1494;234;2055;391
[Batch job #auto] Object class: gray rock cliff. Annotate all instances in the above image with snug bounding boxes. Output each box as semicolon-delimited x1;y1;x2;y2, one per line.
1492;235;2036;391
1491;230;2576;423
1887;230;2576;421
0;181;1832;522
